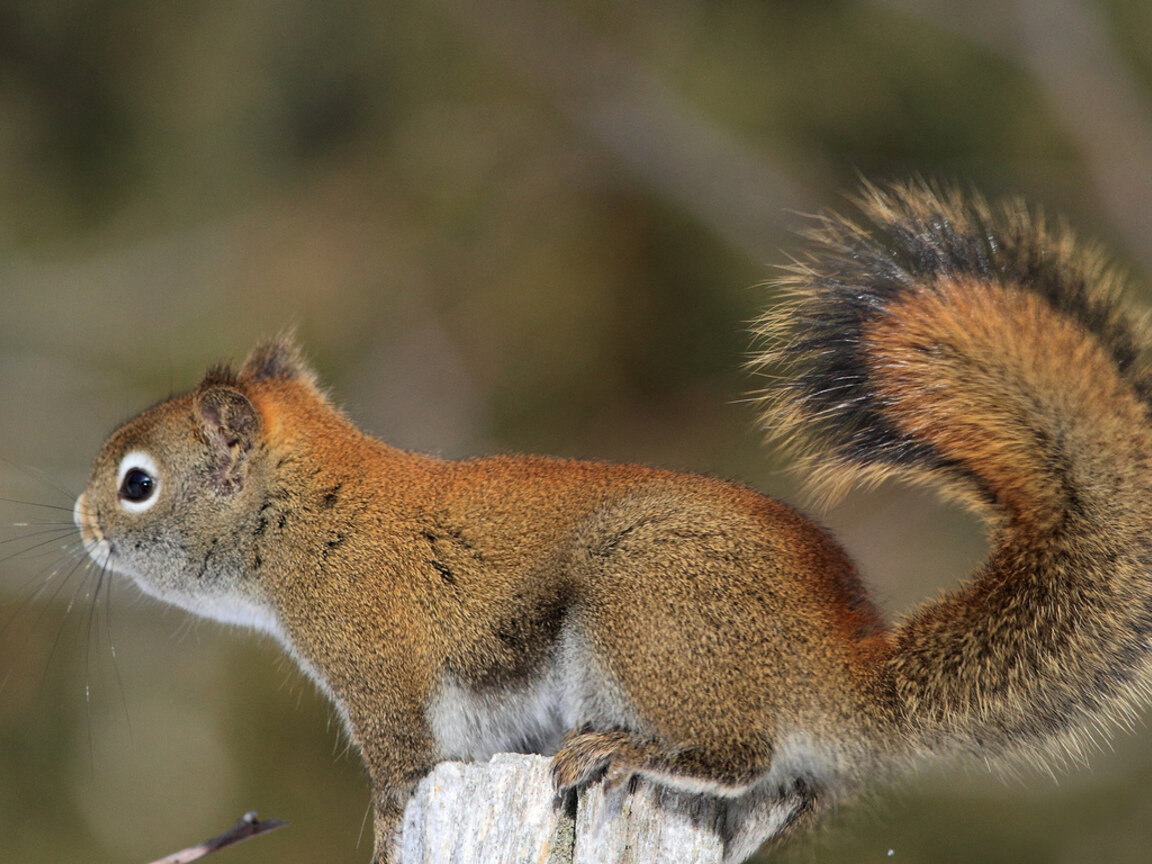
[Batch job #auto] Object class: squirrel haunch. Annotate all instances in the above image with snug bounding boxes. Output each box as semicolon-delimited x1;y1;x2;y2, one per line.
74;180;1152;863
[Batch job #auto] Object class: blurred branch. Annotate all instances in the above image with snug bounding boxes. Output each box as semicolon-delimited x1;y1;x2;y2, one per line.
144;812;287;864
1014;0;1152;259
884;0;1152;271
428;0;816;261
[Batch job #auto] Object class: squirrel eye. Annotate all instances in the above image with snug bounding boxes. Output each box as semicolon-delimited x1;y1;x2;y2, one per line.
120;468;155;503
116;451;161;513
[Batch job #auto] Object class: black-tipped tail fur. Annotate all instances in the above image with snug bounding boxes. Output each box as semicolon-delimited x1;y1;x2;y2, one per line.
752;179;1152;519
753;180;1152;765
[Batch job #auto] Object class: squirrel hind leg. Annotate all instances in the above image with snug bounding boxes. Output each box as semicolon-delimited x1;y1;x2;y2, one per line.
551;726;772;798
551;726;820;864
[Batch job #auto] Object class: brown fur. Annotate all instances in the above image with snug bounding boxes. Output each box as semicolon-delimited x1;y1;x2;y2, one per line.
74;180;1152;862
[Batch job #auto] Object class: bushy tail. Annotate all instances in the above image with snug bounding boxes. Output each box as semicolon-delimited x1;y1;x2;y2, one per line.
754;180;1152;765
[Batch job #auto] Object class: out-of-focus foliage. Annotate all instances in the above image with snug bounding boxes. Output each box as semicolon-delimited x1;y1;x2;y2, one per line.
2;1;1152;862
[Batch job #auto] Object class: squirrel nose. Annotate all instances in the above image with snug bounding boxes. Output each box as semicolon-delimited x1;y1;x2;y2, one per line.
73;492;110;564
73;493;89;533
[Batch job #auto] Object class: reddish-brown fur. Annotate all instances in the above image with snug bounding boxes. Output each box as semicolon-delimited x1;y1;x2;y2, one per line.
75;181;1152;862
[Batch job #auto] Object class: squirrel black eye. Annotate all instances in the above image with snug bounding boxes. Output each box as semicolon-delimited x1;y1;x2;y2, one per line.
116;451;161;513
120;468;156;503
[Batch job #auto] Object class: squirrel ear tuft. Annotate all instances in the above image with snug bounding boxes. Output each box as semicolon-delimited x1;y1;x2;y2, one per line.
239;332;317;385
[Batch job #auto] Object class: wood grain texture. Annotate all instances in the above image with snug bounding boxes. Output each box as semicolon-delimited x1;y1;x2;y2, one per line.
395;753;737;864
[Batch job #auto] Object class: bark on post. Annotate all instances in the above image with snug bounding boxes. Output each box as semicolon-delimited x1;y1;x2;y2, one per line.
395;752;730;864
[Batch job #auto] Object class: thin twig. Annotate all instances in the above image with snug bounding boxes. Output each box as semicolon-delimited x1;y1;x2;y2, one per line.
144;812;287;864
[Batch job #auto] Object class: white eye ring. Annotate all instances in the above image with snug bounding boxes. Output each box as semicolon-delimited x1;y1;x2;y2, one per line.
117;450;161;513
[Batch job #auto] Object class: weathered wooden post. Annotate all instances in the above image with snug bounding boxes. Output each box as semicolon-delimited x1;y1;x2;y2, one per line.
396;753;732;864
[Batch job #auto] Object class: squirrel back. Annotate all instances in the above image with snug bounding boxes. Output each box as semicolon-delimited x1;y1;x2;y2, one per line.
754;180;1152;766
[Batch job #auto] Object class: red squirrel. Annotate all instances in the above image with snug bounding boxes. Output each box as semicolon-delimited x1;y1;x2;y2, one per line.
73;180;1152;862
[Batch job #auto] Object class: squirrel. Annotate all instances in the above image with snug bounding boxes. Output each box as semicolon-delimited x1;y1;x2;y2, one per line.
72;179;1152;863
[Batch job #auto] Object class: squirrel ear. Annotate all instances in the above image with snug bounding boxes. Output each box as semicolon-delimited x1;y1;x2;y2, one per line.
196;386;261;492
239;333;317;385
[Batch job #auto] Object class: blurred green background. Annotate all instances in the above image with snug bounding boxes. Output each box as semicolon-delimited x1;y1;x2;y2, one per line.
3;0;1152;861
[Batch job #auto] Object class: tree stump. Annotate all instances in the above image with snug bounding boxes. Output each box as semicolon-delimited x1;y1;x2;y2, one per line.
396;752;729;864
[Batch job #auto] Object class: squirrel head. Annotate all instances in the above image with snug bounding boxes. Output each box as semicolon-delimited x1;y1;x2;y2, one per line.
73;335;318;636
